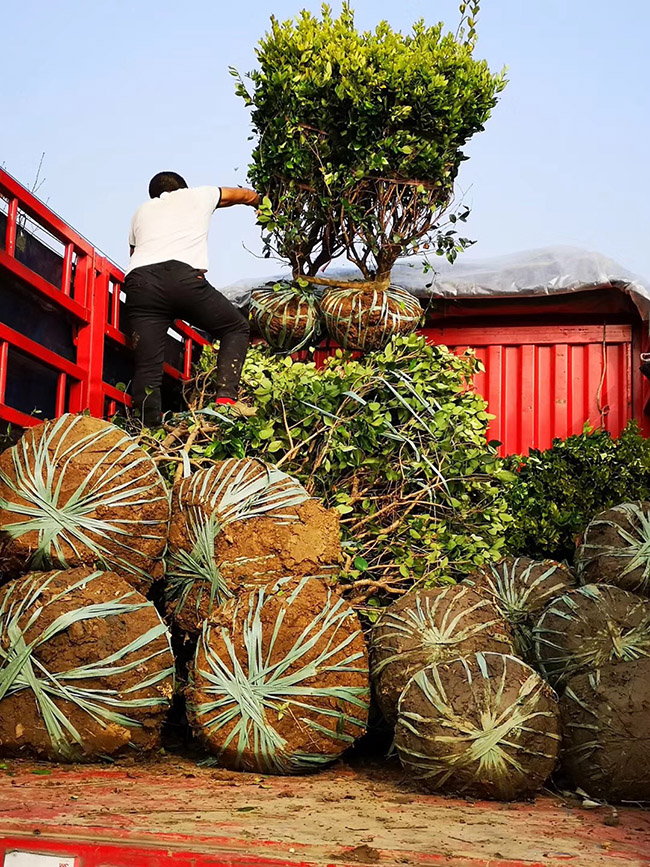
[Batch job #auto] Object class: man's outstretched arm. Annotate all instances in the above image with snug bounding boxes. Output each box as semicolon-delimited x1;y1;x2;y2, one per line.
218;187;260;209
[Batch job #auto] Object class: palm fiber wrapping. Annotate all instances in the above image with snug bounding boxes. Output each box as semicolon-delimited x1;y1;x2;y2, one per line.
0;567;174;761
0;414;170;593
187;574;369;774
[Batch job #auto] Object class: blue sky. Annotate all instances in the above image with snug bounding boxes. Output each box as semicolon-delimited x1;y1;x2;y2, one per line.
2;0;649;287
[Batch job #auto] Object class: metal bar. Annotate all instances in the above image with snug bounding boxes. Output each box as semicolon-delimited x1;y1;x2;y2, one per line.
111;281;121;328
0;402;41;427
104;384;131;405
422;324;632;346
0;322;84;379
61;242;74;296
0;168;94;254
183;337;193;378
0;249;90;321
0;342;8;404
5;197;18;257
55;372;67;416
76;261;109;417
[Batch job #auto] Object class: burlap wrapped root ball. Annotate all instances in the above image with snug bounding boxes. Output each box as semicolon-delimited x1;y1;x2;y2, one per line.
187;575;369;773
320;284;422;351
561;659;650;803
0;414;170;593
395;653;561;801
467;557;575;661
533;585;650;689
576;502;650;596
370;585;515;724
250;283;322;353
166;459;340;633
0;567;174;761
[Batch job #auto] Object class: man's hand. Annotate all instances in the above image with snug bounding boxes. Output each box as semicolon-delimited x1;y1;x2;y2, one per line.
218;187;260;209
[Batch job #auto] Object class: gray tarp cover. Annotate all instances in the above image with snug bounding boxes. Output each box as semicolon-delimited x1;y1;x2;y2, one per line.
221;246;650;321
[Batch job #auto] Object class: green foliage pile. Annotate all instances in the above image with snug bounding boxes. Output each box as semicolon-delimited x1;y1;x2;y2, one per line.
506;423;650;563
156;336;513;612
235;2;506;278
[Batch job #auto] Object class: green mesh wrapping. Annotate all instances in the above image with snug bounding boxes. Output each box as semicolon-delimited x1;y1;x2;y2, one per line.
533;584;650;689
320;285;422;351
576;501;650;596
395;652;561;800
250;284;321;352
0;414;170;588
166;459;313;623
0;569;174;761
467;557;575;660
188;575;370;774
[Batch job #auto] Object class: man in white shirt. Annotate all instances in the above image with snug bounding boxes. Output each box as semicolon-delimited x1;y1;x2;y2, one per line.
124;171;260;427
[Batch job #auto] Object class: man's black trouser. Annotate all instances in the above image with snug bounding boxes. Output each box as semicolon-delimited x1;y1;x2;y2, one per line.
124;260;250;427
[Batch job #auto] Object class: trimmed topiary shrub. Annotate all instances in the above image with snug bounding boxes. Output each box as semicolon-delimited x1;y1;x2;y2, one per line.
505;423;650;564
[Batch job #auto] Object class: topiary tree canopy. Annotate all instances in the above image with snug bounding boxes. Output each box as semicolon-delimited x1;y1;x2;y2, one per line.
234;2;506;283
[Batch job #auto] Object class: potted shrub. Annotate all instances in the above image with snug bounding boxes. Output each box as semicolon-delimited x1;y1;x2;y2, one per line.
236;1;506;351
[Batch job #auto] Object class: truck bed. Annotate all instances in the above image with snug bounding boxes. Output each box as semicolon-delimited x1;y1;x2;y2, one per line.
0;756;648;867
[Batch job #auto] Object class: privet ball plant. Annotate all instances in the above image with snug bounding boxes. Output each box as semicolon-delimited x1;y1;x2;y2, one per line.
467;557;575;660
395;653;561;800
166;458;340;633
575;501;650;597
187;575;369;774
236;2;505;351
370;585;514;722
533;585;650;689
560;660;650;803
0;567;174;762
0;414;170;593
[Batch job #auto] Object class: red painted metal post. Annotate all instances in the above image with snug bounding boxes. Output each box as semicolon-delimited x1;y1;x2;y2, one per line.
0;341;8;404
55;372;67;416
61;242;74;296
5;198;17;257
75;256;108;417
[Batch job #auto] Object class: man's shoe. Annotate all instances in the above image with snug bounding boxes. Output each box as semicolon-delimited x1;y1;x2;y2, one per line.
230;400;258;418
215;399;257;418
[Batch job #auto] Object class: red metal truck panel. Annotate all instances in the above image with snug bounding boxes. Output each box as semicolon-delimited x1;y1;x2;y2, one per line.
422;324;633;455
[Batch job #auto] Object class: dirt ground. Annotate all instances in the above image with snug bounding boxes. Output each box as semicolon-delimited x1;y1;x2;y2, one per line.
0;753;648;867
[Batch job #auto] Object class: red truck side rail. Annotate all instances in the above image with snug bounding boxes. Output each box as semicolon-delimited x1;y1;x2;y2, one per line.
1;167;647;454
0;169;209;427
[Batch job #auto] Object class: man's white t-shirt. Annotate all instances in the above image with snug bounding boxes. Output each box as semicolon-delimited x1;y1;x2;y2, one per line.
126;186;222;275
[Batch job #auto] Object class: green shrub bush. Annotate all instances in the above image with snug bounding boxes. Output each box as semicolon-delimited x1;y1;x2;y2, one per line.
154;335;513;613
506;423;650;563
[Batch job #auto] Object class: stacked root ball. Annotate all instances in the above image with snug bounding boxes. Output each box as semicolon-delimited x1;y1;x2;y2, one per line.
0;416;370;772
370;579;562;800
0;415;174;761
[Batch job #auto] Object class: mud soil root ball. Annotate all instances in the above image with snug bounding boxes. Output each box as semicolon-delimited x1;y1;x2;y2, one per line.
370;585;515;724
166;459;341;633
187;575;369;773
467;557;576;661
533;584;650;689
575;502;650;596
395;652;561;800
560;659;650;802
320;285;422;351
0;414;170;593
0;566;175;761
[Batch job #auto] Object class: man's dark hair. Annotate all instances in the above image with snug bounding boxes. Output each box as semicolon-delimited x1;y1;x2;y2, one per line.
148;171;188;198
